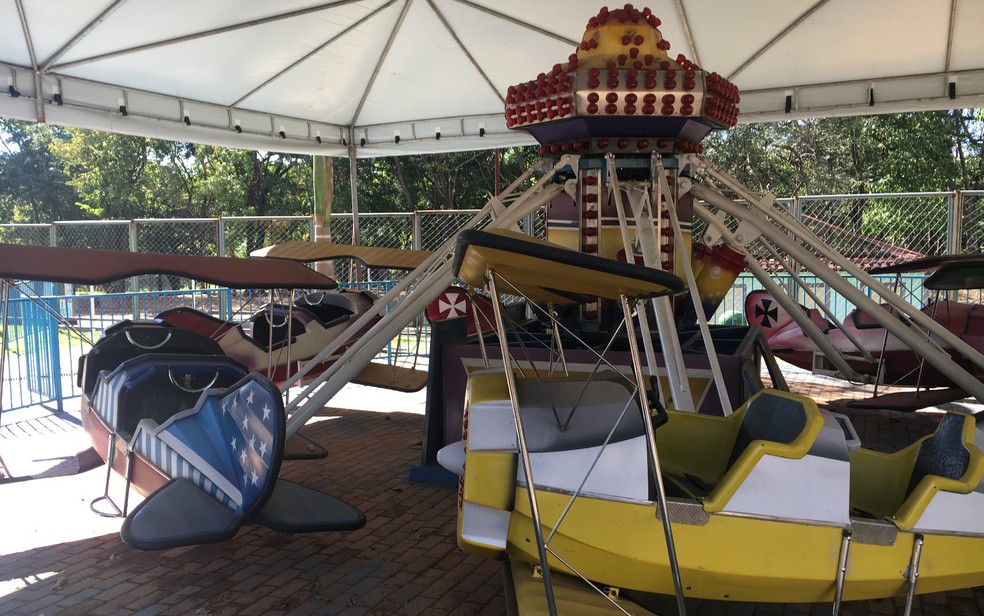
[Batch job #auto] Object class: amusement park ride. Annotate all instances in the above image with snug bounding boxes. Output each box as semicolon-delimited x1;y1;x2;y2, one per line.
746;254;984;411
428;5;984;615
3;3;984;615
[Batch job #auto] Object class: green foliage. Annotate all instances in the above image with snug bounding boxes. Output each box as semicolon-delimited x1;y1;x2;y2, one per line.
702;110;980;196
1;111;980;260
703;110;984;256
330;147;538;215
0;119;80;222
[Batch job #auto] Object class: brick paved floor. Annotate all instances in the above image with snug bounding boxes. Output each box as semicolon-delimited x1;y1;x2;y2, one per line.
1;407;504;615
2;398;984;615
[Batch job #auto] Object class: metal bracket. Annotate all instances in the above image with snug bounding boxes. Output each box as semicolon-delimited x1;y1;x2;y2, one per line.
902;534;924;616
89;432;134;518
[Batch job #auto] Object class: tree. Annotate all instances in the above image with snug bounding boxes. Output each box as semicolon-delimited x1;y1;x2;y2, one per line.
702;111;977;197
329;146;538;216
0;119;80;224
237;149;311;254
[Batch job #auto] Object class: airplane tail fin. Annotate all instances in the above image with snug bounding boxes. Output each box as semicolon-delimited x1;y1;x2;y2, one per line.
425;287;473;324
744;289;798;340
425;287;498;337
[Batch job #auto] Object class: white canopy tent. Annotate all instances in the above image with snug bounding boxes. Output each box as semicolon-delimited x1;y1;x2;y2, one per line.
1;0;983;159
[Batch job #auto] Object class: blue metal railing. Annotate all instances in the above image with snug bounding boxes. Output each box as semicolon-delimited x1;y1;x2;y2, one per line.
1;287;240;413
0;283;419;416
711;273;930;325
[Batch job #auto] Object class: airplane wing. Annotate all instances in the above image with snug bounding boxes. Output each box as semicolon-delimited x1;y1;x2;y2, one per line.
453;229;685;303
924;259;984;291
252;480;365;533
868;253;984;275
121;477;244;549
252;240;432;270
844;386;969;412
120;372;364;550
0;242;337;289
352;361;428;392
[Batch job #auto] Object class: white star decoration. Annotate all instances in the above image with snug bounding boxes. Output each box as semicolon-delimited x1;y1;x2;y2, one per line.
217;382;276;497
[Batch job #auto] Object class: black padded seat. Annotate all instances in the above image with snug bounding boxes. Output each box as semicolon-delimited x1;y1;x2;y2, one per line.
103;319;170;337
906;412;970;496
294;292;357;328
105;353;248;440
850;304;898;330
250;307;307;349
80;323;224;396
727;392;808;468
156;307;234;332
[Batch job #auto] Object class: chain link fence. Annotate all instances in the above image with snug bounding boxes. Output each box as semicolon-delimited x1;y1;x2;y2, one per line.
1;192;982;414
1;193;977;283
961;191;984;254
797;193;952;270
0;193;975;296
54;220;130;251
418;210;480;250
0;224;50;246
220;216;313;258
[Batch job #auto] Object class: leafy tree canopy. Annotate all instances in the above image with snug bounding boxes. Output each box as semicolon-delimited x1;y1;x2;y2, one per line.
702;109;982;196
1;110;981;232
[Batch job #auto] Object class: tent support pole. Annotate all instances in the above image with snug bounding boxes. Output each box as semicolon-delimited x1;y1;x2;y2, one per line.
348;126;360;247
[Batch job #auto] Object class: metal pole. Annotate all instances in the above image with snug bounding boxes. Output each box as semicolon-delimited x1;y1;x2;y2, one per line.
412;211;422;252
620;293;687;615
658;156;732;414
789;195;801;298
949;190;963;255
831;530;851;615
0;282;9;425
494;147;501;197
217;217;229;318
902;535;924;616
348;127;360;247
488;269;557;616
606;155;694;412
129;219;139;318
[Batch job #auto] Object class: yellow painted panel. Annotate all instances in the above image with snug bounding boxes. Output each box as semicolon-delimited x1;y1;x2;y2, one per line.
463;451;517;510
507;489;984;602
510;560;660;615
655;409;742;482
508;489;845;602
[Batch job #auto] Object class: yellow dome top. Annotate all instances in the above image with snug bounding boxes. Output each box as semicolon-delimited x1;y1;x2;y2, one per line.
575;4;680;71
